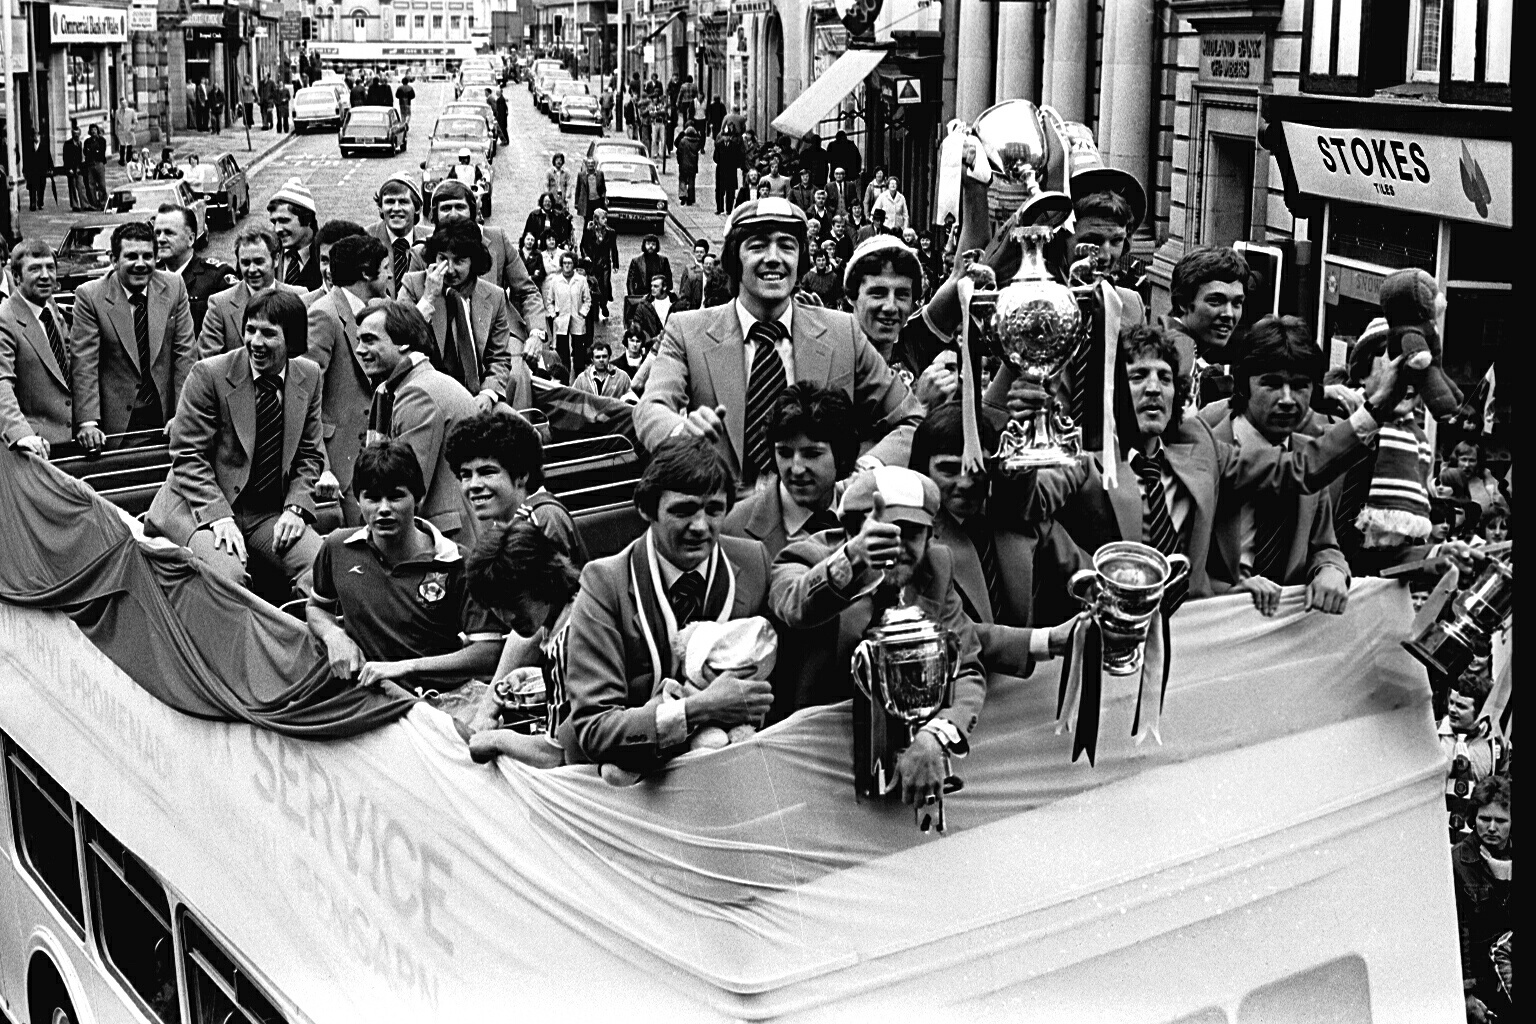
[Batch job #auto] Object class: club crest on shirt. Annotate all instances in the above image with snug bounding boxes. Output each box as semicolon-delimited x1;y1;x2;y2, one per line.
418;572;448;604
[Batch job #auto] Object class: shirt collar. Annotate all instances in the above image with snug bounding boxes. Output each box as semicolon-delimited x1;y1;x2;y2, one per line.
734;298;793;343
343;518;461;563
250;360;287;384
1125;437;1166;466
778;481;817;537
652;538;709;590
18;294;48;322
1233;413;1287;450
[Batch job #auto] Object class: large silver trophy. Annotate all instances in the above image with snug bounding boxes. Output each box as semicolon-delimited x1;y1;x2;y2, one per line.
1404;555;1513;679
1068;542;1190;677
850;600;961;831
966;100;1086;471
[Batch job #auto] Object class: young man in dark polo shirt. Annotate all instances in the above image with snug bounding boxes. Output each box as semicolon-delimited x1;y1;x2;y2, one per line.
306;440;504;694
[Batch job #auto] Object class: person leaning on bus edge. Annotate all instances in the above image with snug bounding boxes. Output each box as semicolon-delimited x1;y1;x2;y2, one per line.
0;240;75;457
145;290;325;597
306;439;505;691
557;435;776;775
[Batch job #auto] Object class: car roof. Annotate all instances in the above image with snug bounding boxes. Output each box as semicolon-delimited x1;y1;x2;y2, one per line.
295;86;337;97
598;154;656;167
348;105;396;113
591;139;646;152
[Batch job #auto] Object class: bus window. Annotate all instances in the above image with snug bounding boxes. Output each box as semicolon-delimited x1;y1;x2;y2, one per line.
2;736;85;932
180;912;287;1024
83;814;181;1023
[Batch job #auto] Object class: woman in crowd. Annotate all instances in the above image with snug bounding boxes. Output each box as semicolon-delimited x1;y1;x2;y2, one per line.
521;230;547;292
539;231;568;281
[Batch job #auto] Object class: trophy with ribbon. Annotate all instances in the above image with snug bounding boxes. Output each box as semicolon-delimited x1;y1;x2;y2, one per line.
1057;542;1189;764
851;600;964;833
1403;553;1513;680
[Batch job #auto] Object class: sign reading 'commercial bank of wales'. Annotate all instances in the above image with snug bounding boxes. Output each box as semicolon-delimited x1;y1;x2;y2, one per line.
1282;122;1511;228
52;5;129;43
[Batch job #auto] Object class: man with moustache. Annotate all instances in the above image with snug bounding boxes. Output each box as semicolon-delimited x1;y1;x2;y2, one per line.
154;203;236;336
268;178;323;291
558;435;776;776
419;181;548;356
197;227;306;357
70;222;196;449
367;173;430;298
145;290;325;596
306;234;393;523
0;241;75;457
636;198;922;489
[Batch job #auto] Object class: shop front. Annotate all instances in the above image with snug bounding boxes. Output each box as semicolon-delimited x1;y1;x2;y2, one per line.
181;7;226;117
45;3;130;143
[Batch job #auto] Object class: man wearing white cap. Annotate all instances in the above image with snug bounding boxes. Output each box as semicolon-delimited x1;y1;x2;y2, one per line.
769;464;987;809
367;173;429;299
268;177;323;292
635;197;923;491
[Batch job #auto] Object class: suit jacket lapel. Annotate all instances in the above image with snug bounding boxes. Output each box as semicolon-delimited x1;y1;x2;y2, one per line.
746;485;785;549
334;291;368;380
281;363;307;473
936;512;991;623
1105;455;1144;543
792;309;831;384
103;277;141;371
230;284;251;348
9;297;68;386
147;275;171;363
225;355;256;455
702;307;747;464
472;280;495;361
1163;439;1210;537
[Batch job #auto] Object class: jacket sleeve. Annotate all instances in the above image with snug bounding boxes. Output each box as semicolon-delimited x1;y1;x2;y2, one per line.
1304;487;1350;582
166;362;234;525
0;325;35;446
68;290;103;428
1215;415;1367;497
195;294;226;360
285;366;327;514
974;623;1037;680
390;384;448;497
631;314;691;451
479;294;514;399
769;536;882;629
168;279;196;405
849;320;925;467
936;562;989;740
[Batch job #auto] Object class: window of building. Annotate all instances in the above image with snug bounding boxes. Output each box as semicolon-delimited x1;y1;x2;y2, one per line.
84;815;180;1023
354;13;366;30
451;15;461;31
433;15;443;29
468;15;475;28
1408;0;1443;79
4;737;85;933
414;15;425;29
1306;0;1509;102
396;14;406;28
66;47;103;114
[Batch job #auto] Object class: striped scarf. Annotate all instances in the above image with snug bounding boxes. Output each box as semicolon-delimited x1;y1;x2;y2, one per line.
1356;421;1432;547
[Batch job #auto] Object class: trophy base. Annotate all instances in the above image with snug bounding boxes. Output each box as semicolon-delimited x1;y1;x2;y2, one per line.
1403;620;1480;681
990;448;1081;473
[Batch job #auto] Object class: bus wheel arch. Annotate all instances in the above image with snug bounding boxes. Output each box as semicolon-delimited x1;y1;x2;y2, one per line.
26;951;80;1024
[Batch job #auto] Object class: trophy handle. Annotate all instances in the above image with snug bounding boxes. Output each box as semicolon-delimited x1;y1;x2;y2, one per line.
1163;554;1191;589
1067;570;1100;609
850;641;875;701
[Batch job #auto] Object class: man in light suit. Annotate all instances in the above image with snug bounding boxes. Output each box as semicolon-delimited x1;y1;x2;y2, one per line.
1024;325;1407;605
306;234;393;525
540;251;590;375
70;222;196;449
559;436;776;774
398;219;524;411
421;181;547;355
1198;315;1351;617
635;198;923;490
197;227;305;358
146;290;325;596
367;172;429;298
356;299;480;541
722;382;854;560
0;241;74;456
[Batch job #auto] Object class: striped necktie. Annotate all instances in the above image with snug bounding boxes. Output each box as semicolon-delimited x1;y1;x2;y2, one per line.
1249;501;1291;582
129;291;160;409
248;374;285;508
1131;449;1188;612
392;237;411;295
668;570;705;629
743;320;787;483
284;250;303;286
962;518;1004;619
39;307;70;381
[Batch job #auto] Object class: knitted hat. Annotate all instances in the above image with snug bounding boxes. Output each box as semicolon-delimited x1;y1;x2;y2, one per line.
1355;421;1433;546
269;177;316;215
843;234;918;291
374;171;421;208
1346;316;1391;386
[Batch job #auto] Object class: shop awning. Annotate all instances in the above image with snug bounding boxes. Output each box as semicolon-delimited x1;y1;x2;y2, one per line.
771;47;887;139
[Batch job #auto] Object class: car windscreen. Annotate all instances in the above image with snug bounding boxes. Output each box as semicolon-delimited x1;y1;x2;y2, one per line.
295;89;335;104
106;187;177;212
347;111;391;126
552;82;590;95
61;226;119;253
435;118;487;137
598;162;659;184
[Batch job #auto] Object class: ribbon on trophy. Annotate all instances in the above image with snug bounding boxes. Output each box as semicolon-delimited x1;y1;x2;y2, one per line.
1092;279;1122;491
1055;608;1170;765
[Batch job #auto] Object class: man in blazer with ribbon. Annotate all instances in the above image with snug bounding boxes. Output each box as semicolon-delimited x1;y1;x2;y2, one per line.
559;436;776;776
70;222;196;449
635;198;923;490
0;241;74;456
305;234;393;525
399;219;528;411
197;227;306;358
146;290;325;596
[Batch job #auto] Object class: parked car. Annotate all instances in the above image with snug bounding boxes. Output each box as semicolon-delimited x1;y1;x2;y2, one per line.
546;79;592;122
596;155;668;235
533;72;572;113
174;152;249;228
105;180;209;247
430;114;494;159
421;143;494;219
581;137;649;178
440;102;498;158
455;69;496;100
292;85;349;132
340;106;409;157
528;59;564;92
559;91;604;133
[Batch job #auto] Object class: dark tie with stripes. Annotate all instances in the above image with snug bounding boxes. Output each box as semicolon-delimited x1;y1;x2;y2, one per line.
963;518;1004;619
1249;502;1291;583
743;320;787;484
1131;449;1188;612
248;374;285;509
128;291;162;424
442;292;467;387
39;308;69;381
392;237;411;294
804;509;841;536
668;570;705;629
284;250;303;286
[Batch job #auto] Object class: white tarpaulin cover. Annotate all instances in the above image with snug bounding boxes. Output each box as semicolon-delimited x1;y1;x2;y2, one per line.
0;579;1465;1022
771;48;888;139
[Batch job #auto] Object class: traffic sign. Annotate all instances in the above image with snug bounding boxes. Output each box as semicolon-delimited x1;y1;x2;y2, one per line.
894;77;922;104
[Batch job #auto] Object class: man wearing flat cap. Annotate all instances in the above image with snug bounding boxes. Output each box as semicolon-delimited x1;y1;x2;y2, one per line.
635;197;923;491
769;465;988;808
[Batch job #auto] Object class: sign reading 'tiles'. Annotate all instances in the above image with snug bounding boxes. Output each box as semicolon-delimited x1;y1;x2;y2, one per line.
1282;122;1511;228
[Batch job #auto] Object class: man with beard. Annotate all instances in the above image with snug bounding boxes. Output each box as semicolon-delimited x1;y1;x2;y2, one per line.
399;220;520;412
624;233;674;323
769;466;987;808
367;173;430;298
70;222;195;449
419;181;548;356
145;290;324;596
154;203;236;336
197;227;306;357
1164;246;1248;407
267;178;322;291
722;383;855;559
558;435;776;776
636;198;923;489
306;234;394;523
1198;315;1350;617
0;241;74;456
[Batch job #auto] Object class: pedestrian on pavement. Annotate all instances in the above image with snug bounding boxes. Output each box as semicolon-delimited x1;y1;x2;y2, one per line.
741;128;760;171
546;154;572;213
714;125;743;215
799;133;828;188
239;76;257;128
789;167;817;211
542;251;591;374
872;175;909;232
208;84;225;134
194;80;209;132
580;208;620;319
152;148;181;180
623;234;673;327
350;79;368;110
674;122;703;207
114;99;138;165
722;103;746;138
275;81;291;133
83;124;109;210
395;75;416;123
23;133;53;211
494;91;510;145
368;74;393;109
523;193;562;248
677;75;698;127
762;154;791;199
63;125;85;212
734;167;761;209
571;339;631;399
705;95;727;140
826;129;862;183
520;231;547;293
539;232;569;282
600;85;615;131
863;167;887;217
623;93;639;139
259;73;276;130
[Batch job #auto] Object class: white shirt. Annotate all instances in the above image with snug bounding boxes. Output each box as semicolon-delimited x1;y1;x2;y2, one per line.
1125;438;1194;535
19;294;50;325
652;294;673;325
734;298;795;385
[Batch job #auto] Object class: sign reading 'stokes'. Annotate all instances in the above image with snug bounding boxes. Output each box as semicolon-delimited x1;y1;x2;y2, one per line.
1281;122;1511;228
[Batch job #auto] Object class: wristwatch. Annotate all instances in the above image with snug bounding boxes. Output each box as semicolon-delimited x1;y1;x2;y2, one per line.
285;504;313;524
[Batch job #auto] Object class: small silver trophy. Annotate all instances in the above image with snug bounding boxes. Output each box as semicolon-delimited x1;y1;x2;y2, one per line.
1068;542;1190;677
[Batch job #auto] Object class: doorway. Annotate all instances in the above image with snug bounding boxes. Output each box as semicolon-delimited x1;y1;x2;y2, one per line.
1203;132;1254;247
